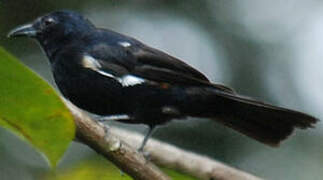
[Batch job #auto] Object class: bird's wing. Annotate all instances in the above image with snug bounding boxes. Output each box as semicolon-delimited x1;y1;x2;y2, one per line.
131;45;235;93
133;47;210;81
87;41;234;93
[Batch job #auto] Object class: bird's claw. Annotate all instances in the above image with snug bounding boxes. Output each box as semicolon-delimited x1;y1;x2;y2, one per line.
97;121;109;138
138;148;151;160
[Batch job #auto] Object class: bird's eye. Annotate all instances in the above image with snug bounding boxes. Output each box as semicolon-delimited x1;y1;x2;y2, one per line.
43;18;55;27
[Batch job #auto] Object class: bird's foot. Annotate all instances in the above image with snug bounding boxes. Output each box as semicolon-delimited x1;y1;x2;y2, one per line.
97;121;109;138
138;148;151;160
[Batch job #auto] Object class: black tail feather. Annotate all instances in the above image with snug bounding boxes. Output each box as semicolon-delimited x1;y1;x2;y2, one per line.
190;89;318;146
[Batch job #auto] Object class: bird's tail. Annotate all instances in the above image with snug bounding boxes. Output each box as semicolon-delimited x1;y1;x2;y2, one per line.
185;88;318;146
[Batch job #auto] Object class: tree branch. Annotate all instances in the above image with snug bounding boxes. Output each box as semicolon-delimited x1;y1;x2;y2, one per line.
64;100;170;180
111;128;263;180
64;99;262;180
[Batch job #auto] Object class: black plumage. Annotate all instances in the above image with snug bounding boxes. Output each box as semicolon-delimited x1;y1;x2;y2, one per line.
8;10;318;151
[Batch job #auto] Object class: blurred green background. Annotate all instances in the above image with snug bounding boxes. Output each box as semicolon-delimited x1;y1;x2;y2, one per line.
1;0;323;179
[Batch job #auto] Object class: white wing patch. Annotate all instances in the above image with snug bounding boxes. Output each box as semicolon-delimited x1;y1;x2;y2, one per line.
97;70;115;78
82;55;102;70
118;41;131;47
82;55;145;87
119;75;145;87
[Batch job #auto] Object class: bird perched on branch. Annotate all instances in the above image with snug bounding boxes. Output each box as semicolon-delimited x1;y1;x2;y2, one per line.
8;10;318;152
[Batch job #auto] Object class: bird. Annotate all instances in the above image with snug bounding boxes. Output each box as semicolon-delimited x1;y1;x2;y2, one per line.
8;10;318;152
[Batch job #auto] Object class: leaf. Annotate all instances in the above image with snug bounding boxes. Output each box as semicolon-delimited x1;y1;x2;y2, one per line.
46;160;133;180
162;168;197;180
45;158;197;180
0;47;75;167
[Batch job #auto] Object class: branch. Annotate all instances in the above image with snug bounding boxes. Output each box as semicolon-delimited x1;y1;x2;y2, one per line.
64;100;170;180
64;99;262;180
111;128;263;180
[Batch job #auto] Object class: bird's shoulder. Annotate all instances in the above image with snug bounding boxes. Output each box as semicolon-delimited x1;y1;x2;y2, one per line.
83;28;140;47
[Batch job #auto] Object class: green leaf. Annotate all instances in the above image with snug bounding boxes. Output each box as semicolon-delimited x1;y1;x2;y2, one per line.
45;158;197;180
0;47;75;167
46;160;133;180
162;168;197;180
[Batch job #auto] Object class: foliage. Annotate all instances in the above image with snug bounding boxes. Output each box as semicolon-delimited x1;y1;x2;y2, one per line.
45;158;197;180
0;47;75;167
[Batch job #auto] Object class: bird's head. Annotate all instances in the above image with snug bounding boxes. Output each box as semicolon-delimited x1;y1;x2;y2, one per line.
8;10;95;53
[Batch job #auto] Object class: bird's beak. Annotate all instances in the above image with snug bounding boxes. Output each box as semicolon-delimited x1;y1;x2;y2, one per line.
7;23;37;38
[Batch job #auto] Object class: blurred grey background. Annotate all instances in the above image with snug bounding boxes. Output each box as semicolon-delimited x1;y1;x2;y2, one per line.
0;0;323;179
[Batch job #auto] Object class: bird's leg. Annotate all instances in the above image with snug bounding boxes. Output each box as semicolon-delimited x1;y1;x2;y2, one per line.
98;114;130;122
138;125;155;153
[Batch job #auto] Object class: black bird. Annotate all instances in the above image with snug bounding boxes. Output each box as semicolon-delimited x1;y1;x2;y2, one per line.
8;10;317;151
